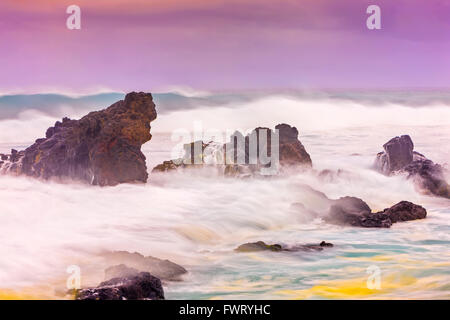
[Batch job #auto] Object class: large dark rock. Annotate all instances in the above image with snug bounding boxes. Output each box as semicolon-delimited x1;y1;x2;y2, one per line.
374;135;449;198
75;272;164;300
0;92;157;186
276;124;312;167
327;197;392;228
152;123;312;175
403;159;450;198
326;197;427;228
379;201;427;223
101;251;187;281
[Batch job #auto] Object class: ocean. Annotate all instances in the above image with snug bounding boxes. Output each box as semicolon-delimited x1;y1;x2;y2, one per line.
0;91;449;299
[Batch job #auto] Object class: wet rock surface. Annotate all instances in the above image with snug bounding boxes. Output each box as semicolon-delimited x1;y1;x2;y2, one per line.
326;197;426;228
75;272;164;300
235;241;333;253
0;92;157;186
374;135;449;198
152;123;312;175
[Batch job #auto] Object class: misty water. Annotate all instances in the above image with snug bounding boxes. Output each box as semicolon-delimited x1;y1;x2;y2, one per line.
0;93;449;299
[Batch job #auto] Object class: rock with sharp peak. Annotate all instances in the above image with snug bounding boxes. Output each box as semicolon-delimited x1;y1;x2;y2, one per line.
0;92;157;186
374;135;449;198
152;123;312;175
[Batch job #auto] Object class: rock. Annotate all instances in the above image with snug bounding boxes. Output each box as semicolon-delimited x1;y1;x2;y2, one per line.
75;272;164;300
0;154;7;161
326;196;392;228
319;241;333;247
104;264;139;280
235;241;334;253
379;201;427;223
1;92;157;186
276;123;312;167
101;251;187;281
404;159;450;198
152;160;182;173
235;241;283;252
375;135;414;174
374;135;449;198
326;197;427;228
152;123;312;175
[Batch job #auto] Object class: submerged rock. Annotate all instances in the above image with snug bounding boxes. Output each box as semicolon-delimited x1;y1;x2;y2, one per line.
326;197;427;228
235;241;283;252
0;92;157;186
374;135;449;198
75;272;164;300
101;251;187;281
235;241;333;253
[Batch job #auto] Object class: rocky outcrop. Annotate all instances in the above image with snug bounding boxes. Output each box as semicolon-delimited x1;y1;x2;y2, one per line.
75;272;164;300
375;135;414;173
235;241;333;253
374;135;449;198
377;201;427;223
101;251;187;281
276;124;312;167
326;197;426;228
0;92;157;186
152;123;312;175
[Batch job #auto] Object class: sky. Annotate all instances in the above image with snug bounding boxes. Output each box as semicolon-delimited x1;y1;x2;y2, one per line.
0;0;449;93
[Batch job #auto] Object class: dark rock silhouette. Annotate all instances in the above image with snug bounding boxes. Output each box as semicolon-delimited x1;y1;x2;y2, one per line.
376;135;414;173
0;92;157;186
75;272;164;300
326;197;426;228
378;201;427;223
374;135;449;198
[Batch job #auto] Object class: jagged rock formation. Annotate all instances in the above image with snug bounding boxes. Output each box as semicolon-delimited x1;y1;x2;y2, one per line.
152;123;312;175
75;272;164;300
0;92;157;186
326;197;426;228
374;135;449;198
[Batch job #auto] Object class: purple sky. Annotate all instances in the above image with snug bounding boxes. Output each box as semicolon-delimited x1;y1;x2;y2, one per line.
0;0;449;93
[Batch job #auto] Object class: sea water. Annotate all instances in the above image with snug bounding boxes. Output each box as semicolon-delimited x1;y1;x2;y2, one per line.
0;93;449;299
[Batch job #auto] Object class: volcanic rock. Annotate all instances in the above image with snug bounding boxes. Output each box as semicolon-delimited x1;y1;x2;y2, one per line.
0;92;157;186
374;135;449;198
326;197;427;228
75;272;164;300
152;123;312;175
378;201;427;223
235;241;334;253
